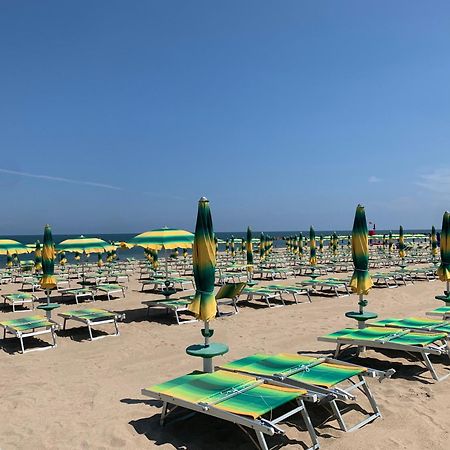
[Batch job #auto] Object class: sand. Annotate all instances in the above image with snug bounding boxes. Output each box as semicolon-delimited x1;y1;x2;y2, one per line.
1;269;449;450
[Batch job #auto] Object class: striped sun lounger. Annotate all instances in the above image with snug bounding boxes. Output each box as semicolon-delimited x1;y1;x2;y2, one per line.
143;298;196;325
427;306;450;319
0;315;58;353
60;288;95;304
142;369;321;450
2;293;36;312
95;284;126;300
219;353;393;432
319;326;450;382
58;308;122;340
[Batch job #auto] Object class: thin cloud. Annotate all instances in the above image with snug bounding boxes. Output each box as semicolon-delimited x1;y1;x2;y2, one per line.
416;168;450;194
368;176;382;183
0;168;122;191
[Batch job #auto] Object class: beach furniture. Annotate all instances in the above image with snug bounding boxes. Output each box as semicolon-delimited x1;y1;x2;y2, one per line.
318;326;449;381
140;277;195;292
142;369;320;450
265;284;312;303
215;282;246;315
21;276;41;292
243;286;285;307
0;315;58;353
219;352;393;432
60;288;95;304
58;308;122;340
95;283;126;300
299;279;350;297
2;293;36;312
371;272;398;288
144;298;196;324
427;306;450;319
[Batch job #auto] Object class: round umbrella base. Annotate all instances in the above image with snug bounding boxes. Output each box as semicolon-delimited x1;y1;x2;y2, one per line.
186;342;229;373
345;311;378;329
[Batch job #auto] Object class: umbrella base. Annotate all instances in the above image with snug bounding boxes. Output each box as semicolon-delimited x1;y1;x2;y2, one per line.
186;342;229;373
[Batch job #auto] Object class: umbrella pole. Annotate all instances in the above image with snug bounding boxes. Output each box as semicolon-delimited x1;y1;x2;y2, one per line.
46;289;50;305
203;320;213;373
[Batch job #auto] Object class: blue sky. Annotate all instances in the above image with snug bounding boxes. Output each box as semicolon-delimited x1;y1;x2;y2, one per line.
1;1;449;234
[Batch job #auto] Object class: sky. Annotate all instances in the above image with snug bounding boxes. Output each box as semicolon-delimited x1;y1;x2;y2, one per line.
1;1;450;235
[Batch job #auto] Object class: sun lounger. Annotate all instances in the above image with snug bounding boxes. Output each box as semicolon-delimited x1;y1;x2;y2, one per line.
95;284;126;300
319;326;449;382
142;369;320;450
0;315;58;353
265;284;312;303
427;306;450;319
144;298;196;324
21;276;41;292
220;352;393;432
60;288;95;304
2;293;36;312
58;308;122;340
299;279;350;297
215;282;246;315
371;272;398;288
140;277;195;292
243;286;285;307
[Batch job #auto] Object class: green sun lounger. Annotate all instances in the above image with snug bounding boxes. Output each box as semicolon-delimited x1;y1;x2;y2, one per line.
243;286;285;307
265;284;312;303
95;284;126;300
58;308;122;340
371;317;450;334
319;326;449;382
60;288;95;304
219;353;393;433
2;293;37;312
427;306;450;319
299;279;350;297
371;273;398;288
0;315;58;353
144;298;196;324
142;369;320;450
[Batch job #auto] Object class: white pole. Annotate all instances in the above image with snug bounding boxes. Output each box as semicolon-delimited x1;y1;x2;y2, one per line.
204;320;210;346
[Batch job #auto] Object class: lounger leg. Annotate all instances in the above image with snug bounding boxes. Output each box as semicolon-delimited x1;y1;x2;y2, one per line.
299;399;320;450
63;318;67;331
360;376;381;417
114;319;119;336
19;334;25;354
330;400;348;431
255;431;269;450
51;327;57;348
160;402;168;426
334;344;342;358
87;322;94;341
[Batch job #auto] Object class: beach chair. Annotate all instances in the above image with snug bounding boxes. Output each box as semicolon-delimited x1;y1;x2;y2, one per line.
215;282;246;315
265;284;312;303
371;272;398;288
21;276;41;292
299;279;350;298
95;284;126;300
2;293;36;312
243;286;285;307
219;353;393;433
0;315;58;353
427;306;450;320
141;369;320;450
58;308;122;340
144;298;197;325
60;288;95;304
318;326;450;382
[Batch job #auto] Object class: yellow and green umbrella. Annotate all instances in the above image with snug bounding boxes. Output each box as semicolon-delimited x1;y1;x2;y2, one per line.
299;233;304;256
388;232;393;254
230;235;235;258
40;224;57;301
34;241;42;272
398;226;406;259
97;253;104;268
319;235;324;253
431;225;438;258
6;250;12;268
188;197;217;324
309;226;317;266
57;236;114;254
0;239;30;255
437;211;450;292
259;233;265;261
59;251;67;266
349;205;373;312
246;226;254;277
332;232;338;256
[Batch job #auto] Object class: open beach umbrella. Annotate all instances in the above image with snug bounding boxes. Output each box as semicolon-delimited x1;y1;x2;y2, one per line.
246;226;254;278
309;226;317;266
58;236;114;254
431;225;438;258
188;196;217;325
0;239;30;255
398;226;406;259
349;205;373;312
40;224;57;303
34;241;42;272
437;211;450;292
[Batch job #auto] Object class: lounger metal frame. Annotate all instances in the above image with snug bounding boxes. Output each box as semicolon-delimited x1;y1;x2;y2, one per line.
59;311;122;340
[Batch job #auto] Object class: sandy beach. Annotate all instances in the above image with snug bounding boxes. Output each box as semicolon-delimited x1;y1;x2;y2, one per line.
1;268;449;450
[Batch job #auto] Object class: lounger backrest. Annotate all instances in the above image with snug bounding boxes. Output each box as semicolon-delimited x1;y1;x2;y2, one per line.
216;282;246;300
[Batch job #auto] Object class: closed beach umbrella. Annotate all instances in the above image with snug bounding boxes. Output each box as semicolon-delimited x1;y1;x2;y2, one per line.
332;232;338;256
230;235;235;258
437;211;450;291
319;235;324;253
259;233;265;261
183;248;188;259
431;225;438;257
34;241;42;272
188;197;217;323
40;224;57;302
299;233;304;256
398;226;406;259
59;251;67;266
246;226;254;277
225;239;230;255
6;250;12;268
349;205;373;312
309;226;317;266
388;232;393;254
292;235;298;255
97;253;104;268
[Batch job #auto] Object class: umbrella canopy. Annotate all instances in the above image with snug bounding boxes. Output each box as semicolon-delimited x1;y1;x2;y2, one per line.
349;205;373;296
309;226;317;266
0;239;30;255
431;225;438;257
188;197;216;322
398;226;406;258
127;227;194;250
57;236;114;254
246;226;254;273
34;241;42;271
40;225;57;290
437;211;450;283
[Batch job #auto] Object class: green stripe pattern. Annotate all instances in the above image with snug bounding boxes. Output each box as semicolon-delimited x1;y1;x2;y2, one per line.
0;239;30;255
246;226;253;273
438;211;450;282
40;224;57;289
57;236;115;254
34;241;42;271
349;205;373;295
128;228;194;250
221;353;365;388
309;226;317;265
431;225;438;257
188;198;217;321
62;308;115;320
398;225;406;258
372;317;450;334
147;369;304;418
0;315;53;332
321;326;446;347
